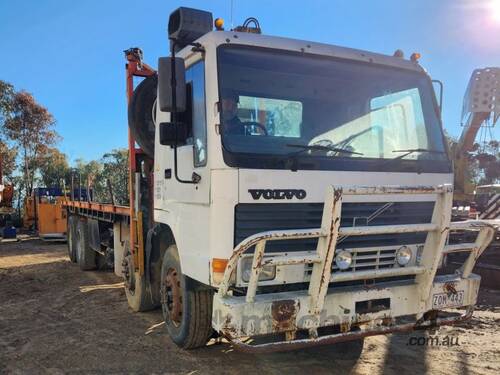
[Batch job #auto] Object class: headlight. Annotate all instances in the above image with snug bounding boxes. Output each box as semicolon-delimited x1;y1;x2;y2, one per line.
396;246;412;266
240;256;276;282
335;250;352;270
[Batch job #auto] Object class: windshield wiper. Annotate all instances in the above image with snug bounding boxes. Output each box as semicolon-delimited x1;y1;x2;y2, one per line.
391;148;446;160
333;127;375;149
286;144;363;156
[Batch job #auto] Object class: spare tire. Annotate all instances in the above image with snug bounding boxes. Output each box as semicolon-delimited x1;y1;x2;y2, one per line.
128;74;157;158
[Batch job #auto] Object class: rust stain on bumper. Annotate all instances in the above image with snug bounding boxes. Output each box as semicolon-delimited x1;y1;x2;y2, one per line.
271;299;299;332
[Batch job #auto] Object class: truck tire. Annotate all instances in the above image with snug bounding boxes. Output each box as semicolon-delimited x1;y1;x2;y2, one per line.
76;219;96;270
128;74;157;158
160;245;214;349
123;241;156;312
67;215;78;263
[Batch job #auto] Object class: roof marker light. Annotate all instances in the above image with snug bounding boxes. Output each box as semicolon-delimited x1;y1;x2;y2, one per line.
410;52;421;62
215;18;225;30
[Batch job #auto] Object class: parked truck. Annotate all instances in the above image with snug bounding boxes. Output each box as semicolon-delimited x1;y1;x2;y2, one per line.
64;7;499;354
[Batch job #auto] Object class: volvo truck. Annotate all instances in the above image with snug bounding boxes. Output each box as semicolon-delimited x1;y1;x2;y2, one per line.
64;7;499;354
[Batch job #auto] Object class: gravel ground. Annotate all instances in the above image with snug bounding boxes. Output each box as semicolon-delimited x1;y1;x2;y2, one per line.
0;239;499;374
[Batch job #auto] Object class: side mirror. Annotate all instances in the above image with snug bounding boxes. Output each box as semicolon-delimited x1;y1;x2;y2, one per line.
159;122;189;146
158;57;186;112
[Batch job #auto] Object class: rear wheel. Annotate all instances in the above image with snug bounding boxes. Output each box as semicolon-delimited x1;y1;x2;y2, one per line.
122;241;156;312
67;216;78;263
76;219;96;270
160;245;214;349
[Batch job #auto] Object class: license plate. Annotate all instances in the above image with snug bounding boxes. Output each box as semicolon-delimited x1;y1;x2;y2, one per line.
432;290;464;309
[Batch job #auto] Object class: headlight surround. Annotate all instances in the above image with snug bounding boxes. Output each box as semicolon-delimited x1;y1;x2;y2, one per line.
335;250;353;270
240;256;276;282
396;246;412;266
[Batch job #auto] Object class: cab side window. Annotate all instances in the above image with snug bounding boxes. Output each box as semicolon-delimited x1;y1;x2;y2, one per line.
185;61;207;167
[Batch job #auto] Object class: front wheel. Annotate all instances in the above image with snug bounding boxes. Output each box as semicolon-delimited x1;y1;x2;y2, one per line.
160;245;214;349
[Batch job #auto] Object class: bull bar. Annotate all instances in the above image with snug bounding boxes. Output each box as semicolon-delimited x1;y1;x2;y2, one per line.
213;185;499;352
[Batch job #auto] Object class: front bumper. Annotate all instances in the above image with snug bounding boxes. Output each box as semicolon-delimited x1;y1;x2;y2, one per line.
213;274;479;352
213;185;499;352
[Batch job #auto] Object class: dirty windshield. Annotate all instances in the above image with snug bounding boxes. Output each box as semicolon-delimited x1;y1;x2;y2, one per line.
218;45;449;172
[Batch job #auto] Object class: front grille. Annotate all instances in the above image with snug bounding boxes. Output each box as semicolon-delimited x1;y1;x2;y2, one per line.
234;202;435;253
234;201;433;287
304;247;397;277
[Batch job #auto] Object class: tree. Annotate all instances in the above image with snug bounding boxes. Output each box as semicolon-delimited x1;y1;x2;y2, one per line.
448;131;500;197
72;158;104;201
0;80;14;121
38;147;70;188
0;80;16;183
470;140;499;185
0;141;17;180
3;91;59;197
70;149;129;205
101;149;129;205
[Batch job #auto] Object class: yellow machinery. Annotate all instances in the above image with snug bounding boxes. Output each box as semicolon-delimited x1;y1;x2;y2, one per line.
0;163;16;238
453;67;499;205
24;188;68;241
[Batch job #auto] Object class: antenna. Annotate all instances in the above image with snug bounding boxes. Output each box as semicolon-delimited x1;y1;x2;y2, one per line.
230;0;234;29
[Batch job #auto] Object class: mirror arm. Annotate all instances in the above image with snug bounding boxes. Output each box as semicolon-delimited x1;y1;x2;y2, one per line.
169;38;199;184
432;79;443;120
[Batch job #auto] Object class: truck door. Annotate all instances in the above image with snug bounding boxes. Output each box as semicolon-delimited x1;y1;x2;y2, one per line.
155;59;210;207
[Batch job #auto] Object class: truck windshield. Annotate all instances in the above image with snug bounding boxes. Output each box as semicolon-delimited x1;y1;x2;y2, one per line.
217;45;450;172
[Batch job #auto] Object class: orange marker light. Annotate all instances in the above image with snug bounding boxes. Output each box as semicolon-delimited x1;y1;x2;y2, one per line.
212;258;228;273
214;18;224;30
410;52;421;62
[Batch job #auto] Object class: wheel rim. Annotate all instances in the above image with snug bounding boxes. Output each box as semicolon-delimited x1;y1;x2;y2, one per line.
162;268;182;327
122;251;135;293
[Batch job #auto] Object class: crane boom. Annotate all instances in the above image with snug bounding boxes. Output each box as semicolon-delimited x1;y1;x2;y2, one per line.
454;67;499;201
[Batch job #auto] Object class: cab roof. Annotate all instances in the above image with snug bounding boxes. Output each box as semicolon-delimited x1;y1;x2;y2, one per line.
183;30;425;74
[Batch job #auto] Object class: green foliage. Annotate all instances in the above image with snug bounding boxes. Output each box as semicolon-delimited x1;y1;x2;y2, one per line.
101;149;129;205
0;141;17;179
38;147;70;188
72;149;129;205
0;80;17;181
0;80;14;121
2;91;59;196
470;140;499;185
447;130;499;191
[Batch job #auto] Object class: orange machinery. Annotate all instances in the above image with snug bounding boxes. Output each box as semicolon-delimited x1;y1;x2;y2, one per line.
24;188;68;241
0;164;15;236
0;184;14;213
0;155;15;218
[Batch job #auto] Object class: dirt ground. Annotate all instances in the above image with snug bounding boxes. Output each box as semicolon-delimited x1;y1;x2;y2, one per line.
1;239;499;374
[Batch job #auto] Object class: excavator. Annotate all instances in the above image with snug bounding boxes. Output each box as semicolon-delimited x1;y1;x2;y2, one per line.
448;67;499;288
451;67;499;220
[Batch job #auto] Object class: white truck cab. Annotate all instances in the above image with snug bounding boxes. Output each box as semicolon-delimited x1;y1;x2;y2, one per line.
155;24;454;282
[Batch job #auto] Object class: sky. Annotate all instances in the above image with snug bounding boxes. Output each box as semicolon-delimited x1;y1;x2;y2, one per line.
1;0;499;164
